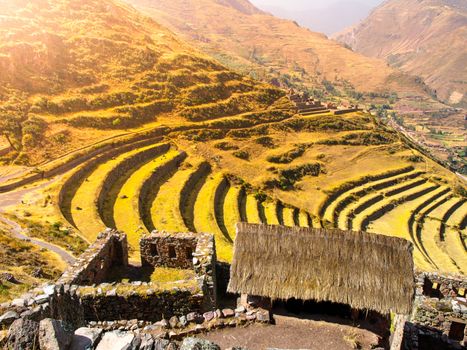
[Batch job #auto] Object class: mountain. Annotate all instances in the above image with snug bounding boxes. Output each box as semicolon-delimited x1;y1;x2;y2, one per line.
125;0;440;109
0;0;284;165
335;0;467;106
250;0;381;35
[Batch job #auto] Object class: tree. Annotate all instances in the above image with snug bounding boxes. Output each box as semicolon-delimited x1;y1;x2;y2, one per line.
0;114;22;151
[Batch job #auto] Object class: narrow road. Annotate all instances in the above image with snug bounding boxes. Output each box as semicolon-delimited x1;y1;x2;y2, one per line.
0;215;76;265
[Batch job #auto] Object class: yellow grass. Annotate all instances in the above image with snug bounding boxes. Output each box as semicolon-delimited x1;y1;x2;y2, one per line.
350;179;433;230
70;144;164;241
245;194;261;224
323;169;419;223
441;199;467;273
421;198;462;274
113;149;180;253
193;172;233;262
150;160;204;234
283;207;296;227
368;187;450;272
150;267;196;283
222;184;242;242
263;200;280;225
298;211;310;227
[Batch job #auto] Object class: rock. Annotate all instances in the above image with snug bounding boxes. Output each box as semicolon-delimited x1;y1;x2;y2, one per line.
39;318;74;350
215;309;222;319
166;342;178;350
11;298;26;307
169;316;179;329
0;273;19;284
256;309;270;323
156;319;170;329
34;294;49;305
179;315;188;328
43;285;55;296
96;330;139;350
6;318;39;350
0;311;19;326
71;327;103;350
234;306;245;314
222;309;235;318
180;337;220;350
153;338;170;350
203;311;214;322
138;333;155;350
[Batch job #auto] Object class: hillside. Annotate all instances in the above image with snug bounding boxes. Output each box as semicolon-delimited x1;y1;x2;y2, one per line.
126;0;441;108
0;0;286;165
335;0;467;106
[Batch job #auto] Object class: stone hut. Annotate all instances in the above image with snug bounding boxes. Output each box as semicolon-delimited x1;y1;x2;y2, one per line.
228;223;415;315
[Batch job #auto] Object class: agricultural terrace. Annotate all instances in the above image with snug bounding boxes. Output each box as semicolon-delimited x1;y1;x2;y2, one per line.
2;106;464;273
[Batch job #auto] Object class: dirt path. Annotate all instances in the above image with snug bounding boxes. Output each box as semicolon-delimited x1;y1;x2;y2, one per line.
200;315;380;350
0;215;76;265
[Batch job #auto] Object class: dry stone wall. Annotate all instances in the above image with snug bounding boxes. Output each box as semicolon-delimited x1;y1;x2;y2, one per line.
58;229;128;285
141;232;198;269
403;272;467;349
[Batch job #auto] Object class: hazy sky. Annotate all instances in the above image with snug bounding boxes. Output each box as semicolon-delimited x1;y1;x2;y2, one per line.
249;0;385;35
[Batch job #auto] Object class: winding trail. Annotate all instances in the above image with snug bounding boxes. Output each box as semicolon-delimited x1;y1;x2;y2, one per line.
0;215;76;264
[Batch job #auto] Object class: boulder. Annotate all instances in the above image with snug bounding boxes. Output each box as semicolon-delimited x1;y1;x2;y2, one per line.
6;318;39;350
70;327;103;350
0;310;19;326
153;338;170;350
39;318;74;350
96;330;140;350
180;337;220;350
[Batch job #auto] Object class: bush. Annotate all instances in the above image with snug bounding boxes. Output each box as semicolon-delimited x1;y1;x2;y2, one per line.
214;142;239;151
267;144;309;164
255;136;276;148
233;150;250;160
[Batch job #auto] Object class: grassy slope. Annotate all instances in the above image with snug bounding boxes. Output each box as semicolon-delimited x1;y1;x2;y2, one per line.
70;144;161;240
113;149;181;251
150;161;202;233
335;0;467;105
127;0;438;105
0;0;286;166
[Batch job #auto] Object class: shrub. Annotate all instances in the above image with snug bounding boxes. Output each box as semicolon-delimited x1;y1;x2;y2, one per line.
214;142;239;151
267;144;309;164
255;136;276;148
233;150;250;160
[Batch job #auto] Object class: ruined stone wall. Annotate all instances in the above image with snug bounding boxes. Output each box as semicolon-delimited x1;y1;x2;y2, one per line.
140;231;198;269
404;272;467;349
58;229;128;285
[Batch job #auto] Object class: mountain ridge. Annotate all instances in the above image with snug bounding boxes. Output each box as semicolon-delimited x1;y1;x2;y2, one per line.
335;0;467;106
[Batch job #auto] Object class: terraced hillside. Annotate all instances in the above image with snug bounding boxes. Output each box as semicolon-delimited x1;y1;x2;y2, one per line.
0;0;287;166
320;166;467;274
58;143;312;261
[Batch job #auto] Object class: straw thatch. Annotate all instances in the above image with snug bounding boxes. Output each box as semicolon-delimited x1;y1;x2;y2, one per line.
228;223;415;314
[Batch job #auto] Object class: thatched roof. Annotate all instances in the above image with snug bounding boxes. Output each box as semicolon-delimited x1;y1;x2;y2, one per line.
228;223;414;314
